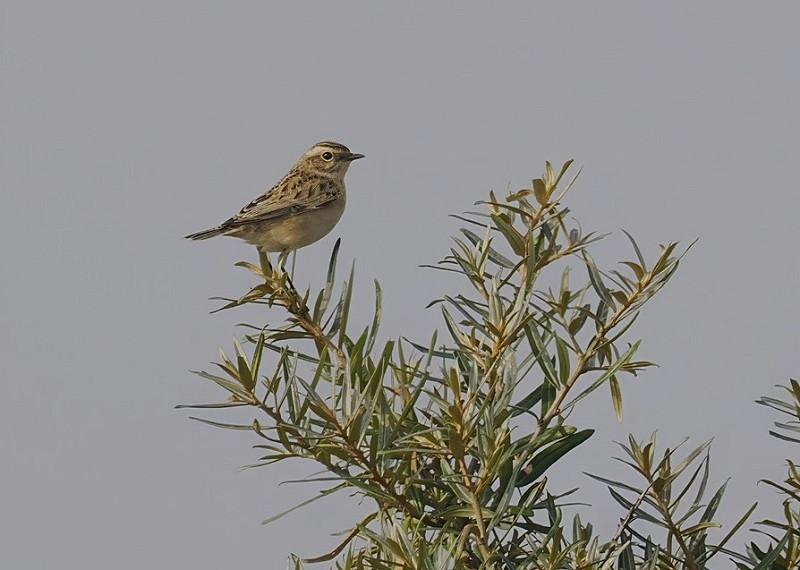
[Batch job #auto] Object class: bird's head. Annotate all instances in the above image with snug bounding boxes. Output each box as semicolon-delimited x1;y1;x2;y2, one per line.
300;141;364;176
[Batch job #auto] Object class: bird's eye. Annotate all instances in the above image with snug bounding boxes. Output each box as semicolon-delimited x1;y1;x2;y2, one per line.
321;151;334;161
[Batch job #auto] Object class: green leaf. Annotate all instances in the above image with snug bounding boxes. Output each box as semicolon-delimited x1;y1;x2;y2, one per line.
584;252;616;309
234;338;255;392
190;369;252;401
749;533;790;570
235;259;265;277
507;188;533;202
517;429;594;487
188;416;254;430
524;320;559;388
316;238;341;320
533;178;547;205
250;333;265;382
563;341;641;411
460;227;516;268
555;336;571;385
544;162;555;186
554;159;575;186
621;229;647;270
609;374;623;422
512;385;543;416
665;438;712;483
606;487;663;526
490;213;526;256
328;261;354;340
175;402;250;409
680;521;721;536
567;304;591;336
363;280;383;356
698;502;757;564
621;261;645;281
261;484;346;525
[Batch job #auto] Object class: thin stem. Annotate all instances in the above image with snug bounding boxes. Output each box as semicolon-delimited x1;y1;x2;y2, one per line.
533;272;651;440
456;452;493;564
259;251;347;365
646;472;700;570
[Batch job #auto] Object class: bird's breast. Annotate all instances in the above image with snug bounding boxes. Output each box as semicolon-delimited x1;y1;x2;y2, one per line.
238;196;346;252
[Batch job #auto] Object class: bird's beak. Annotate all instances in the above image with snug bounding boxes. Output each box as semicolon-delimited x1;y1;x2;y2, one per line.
342;152;365;162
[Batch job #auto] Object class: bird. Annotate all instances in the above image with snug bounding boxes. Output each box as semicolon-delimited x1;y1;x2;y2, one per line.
185;141;363;263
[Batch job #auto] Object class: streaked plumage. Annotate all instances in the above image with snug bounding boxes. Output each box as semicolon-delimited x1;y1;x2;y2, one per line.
186;141;363;254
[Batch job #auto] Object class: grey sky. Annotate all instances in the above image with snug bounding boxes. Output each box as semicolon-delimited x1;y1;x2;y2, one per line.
2;2;799;568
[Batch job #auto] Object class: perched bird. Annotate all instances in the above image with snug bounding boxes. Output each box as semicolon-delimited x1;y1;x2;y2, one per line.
186;141;363;261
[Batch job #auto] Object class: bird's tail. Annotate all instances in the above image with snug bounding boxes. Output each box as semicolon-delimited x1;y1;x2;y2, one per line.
184;226;227;240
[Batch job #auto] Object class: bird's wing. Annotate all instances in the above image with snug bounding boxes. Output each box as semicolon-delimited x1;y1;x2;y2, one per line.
233;196;338;224
225;175;339;227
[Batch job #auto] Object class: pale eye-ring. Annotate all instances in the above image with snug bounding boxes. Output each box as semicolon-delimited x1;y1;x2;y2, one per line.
321;151;334;161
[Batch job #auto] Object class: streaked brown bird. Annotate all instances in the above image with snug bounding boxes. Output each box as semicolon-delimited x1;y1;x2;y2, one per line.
186;141;363;261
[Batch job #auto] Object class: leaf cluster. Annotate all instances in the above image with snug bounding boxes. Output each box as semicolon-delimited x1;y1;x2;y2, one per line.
182;160;795;569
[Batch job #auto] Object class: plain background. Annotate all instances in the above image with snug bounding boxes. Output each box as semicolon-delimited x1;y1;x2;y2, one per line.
2;2;799;568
